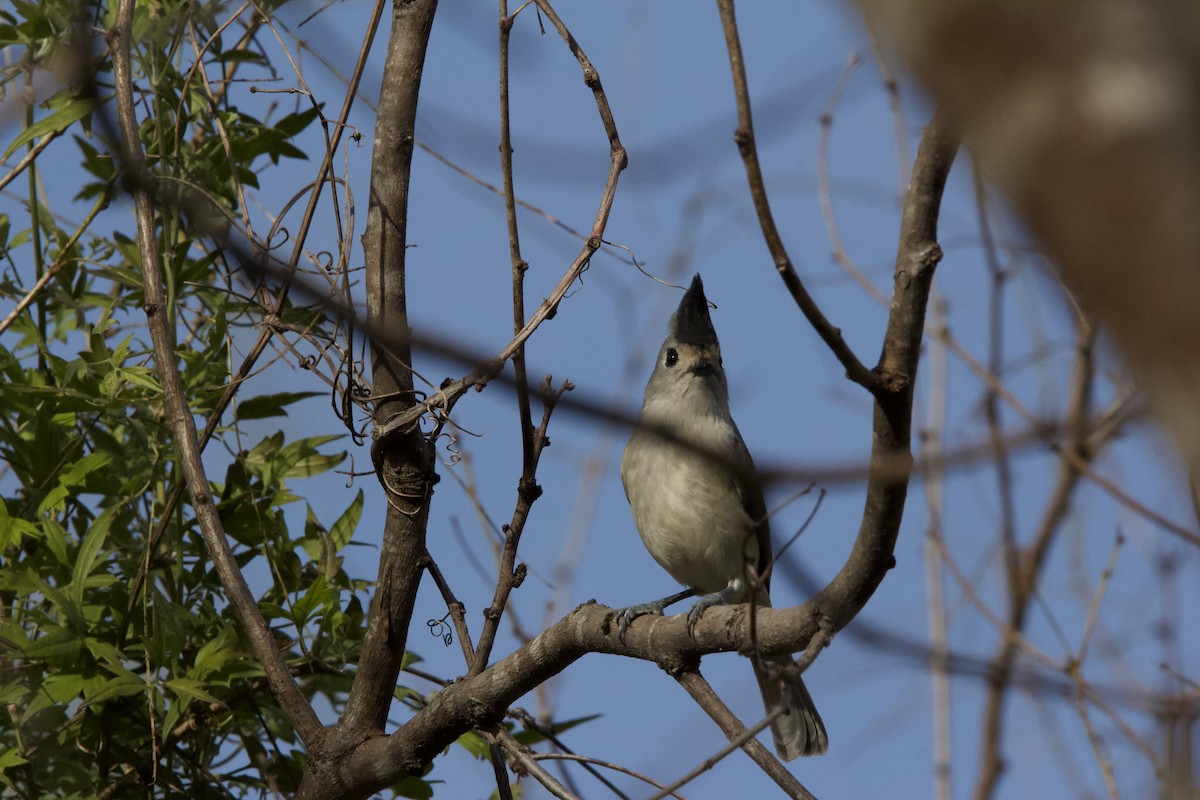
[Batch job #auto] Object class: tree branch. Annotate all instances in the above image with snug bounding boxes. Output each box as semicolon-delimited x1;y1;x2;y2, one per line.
108;0;321;746
715;0;880;394
816;111;958;627
372;0;627;444
674;669;816;800
340;0;439;740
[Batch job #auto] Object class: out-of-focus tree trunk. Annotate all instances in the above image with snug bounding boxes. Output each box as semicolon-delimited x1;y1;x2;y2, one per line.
856;0;1200;513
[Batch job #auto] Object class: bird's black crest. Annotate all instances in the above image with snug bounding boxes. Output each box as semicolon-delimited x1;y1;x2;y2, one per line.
669;274;719;348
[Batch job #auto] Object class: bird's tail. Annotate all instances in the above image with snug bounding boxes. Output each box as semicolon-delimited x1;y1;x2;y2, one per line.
752;655;828;760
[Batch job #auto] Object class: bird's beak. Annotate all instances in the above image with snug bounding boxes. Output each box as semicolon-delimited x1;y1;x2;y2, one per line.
690;357;717;376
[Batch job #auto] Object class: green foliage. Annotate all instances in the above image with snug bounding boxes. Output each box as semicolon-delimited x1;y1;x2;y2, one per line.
1;1;599;797
0;1;376;797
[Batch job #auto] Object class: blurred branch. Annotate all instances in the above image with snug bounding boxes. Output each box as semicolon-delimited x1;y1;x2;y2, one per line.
972;319;1100;800
921;287;952;800
855;0;1200;532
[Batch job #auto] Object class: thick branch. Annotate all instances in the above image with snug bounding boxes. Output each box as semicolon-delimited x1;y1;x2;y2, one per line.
816;112;958;627
294;600;829;800
340;0;439;740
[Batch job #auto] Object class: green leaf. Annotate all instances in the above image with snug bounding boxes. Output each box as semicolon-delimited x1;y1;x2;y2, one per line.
166;677;220;706
278;435;346;479
193;627;237;675
37;450;115;515
41;671;91;704
513;714;602;747
329;489;363;551
273;107;321;138
0;499;37;550
236;391;322;420
456;731;490;760
81;671;144;707
71;505;115;602
21;627;82;661
393;776;434;800
84;637;125;666
0;748;30;786
3;97;95;162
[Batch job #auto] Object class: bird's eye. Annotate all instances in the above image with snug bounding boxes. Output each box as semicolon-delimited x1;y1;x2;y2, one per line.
665;348;679;367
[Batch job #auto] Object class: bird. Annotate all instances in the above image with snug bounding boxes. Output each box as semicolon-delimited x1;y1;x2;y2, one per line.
618;273;828;760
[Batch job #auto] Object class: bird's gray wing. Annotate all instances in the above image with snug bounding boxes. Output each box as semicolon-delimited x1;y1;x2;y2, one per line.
728;424;773;590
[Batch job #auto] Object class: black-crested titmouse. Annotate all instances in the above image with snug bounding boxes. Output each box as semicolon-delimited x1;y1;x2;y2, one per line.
619;274;828;760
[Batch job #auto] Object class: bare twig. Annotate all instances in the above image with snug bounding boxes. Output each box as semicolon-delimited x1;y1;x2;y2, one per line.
715;0;880;393
422;549;475;665
674;670;815;800
0;189;108;337
373;0;628;445
472;378;572;674
0;130;60;194
532;753;679;798
494;728;579;800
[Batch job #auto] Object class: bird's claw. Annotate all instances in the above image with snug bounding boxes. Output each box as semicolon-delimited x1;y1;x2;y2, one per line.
617;600;667;643
686;593;723;638
685;584;742;638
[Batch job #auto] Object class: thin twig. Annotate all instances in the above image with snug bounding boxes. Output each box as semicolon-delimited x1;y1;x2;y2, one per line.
674;670;816;800
507;707;632;800
0;189;108;336
374;0;627;445
532;753;679;798
472;378;572;674
715;0;879;393
422;549;475;665
647;705;785;800
0;130;60;193
493;728;580;800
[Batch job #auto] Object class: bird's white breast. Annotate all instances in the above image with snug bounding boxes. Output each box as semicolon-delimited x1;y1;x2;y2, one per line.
621;403;758;595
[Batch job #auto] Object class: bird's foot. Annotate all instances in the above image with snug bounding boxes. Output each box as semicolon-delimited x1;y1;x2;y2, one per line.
617;599;670;643
686;580;745;638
